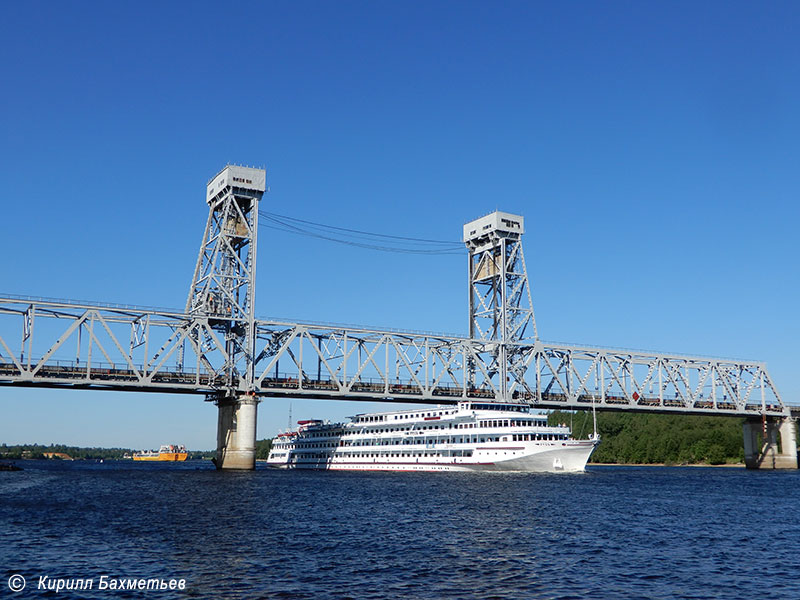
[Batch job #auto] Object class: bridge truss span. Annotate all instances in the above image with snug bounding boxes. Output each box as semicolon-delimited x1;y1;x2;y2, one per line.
0;296;227;394
252;321;479;402
0;298;787;418
508;342;783;415
250;322;786;417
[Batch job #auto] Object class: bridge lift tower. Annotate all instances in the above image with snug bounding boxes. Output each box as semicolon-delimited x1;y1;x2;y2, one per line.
464;211;536;398
187;165;265;469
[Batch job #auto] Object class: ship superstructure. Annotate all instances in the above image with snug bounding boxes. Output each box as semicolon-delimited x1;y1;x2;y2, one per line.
267;402;598;472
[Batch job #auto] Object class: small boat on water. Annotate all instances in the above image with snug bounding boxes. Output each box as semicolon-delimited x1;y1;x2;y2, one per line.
267;401;599;473
133;444;188;462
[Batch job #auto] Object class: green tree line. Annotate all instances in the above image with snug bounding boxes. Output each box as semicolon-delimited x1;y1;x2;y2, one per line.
255;439;272;460
1;443;132;460
548;410;757;465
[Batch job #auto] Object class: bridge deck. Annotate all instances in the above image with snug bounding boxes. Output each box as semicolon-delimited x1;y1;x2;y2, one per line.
0;359;786;417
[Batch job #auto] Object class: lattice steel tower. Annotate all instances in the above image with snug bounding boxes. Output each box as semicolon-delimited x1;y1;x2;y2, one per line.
187;165;265;469
463;211;537;400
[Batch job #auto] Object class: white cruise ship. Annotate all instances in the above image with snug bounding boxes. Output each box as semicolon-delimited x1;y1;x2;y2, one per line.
266;401;599;472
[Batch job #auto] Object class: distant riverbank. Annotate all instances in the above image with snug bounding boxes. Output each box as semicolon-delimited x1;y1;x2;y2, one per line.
1;443;215;461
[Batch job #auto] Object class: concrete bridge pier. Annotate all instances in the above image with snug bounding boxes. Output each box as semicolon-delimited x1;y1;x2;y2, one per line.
213;394;259;470
743;417;798;469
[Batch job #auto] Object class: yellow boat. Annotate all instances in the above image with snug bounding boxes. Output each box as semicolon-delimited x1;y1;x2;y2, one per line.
133;444;188;462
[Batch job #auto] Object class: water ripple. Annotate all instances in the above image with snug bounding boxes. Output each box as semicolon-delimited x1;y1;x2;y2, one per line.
2;463;800;599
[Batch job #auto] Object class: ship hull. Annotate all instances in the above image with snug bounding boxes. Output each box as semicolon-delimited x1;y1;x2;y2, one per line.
267;441;597;473
132;453;188;462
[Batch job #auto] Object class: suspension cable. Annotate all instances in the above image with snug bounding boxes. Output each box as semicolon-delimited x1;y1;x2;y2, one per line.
259;210;464;255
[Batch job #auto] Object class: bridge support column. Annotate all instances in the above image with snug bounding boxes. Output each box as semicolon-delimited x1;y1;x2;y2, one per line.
743;417;797;469
214;394;259;470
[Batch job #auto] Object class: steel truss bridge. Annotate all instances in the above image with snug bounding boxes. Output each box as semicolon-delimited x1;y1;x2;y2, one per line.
0;295;785;417
0;165;794;469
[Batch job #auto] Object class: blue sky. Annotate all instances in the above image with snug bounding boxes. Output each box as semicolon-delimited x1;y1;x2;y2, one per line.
1;1;798;450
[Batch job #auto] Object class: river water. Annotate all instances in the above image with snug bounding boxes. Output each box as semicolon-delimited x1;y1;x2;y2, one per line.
1;461;799;599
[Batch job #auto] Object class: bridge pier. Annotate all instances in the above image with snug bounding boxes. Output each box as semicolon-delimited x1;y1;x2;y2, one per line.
214;394;259;470
743;417;797;469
